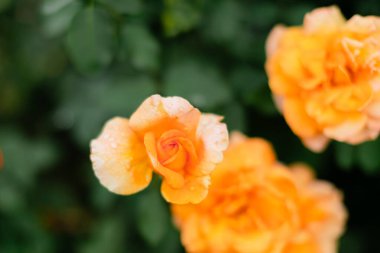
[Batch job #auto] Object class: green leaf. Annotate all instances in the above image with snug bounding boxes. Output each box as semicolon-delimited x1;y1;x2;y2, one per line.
65;6;115;75
0;0;11;13
229;66;265;101
202;1;259;60
356;1;380;15
90;179;117;212
56;73;156;147
41;0;81;37
222;102;246;132
0;82;24;116
162;0;203;36
339;230;364;253
0;213;55;253
153;224;182;253
281;3;313;26
121;23;160;72
230;67;277;115
164;59;231;108
97;0;143;15
15;30;67;82
247;2;277;28
0;177;25;213
136;187;169;246
0;129;58;187
99;75;158;114
42;0;76;15
335;142;355;170
357;139;380;174
202;0;243;43
80;217;125;253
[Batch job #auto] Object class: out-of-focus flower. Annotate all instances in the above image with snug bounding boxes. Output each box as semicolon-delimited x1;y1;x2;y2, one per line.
266;6;380;152
172;132;347;253
90;94;228;204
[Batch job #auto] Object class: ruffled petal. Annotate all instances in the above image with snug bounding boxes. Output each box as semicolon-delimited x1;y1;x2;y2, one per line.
90;117;152;195
266;25;286;58
233;231;274;253
324;115;367;141
143;131;185;188
223;133;277;169
194;114;229;175
302;135;330;153
289;165;348;243
366;99;380;118
345;15;380;33
129;94;200;135
283;98;320;137
161;175;210;204
304;5;345;33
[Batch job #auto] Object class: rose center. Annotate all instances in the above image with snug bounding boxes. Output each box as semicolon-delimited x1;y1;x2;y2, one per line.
157;136;188;172
144;130;199;188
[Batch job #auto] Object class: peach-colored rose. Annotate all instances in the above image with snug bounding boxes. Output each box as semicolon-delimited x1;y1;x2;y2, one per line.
90;94;228;204
266;6;380;151
172;132;347;253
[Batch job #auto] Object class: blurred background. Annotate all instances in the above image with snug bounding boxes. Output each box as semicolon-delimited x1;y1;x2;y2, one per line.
1;0;380;252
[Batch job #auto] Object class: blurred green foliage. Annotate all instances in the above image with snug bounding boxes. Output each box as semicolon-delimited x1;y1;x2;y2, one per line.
1;0;380;252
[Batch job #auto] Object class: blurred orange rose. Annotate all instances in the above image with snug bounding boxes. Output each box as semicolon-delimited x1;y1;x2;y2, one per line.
266;6;380;151
172;133;347;253
90;94;228;204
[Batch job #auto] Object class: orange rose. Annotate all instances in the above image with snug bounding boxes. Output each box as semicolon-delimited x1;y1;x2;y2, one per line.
171;132;347;253
90;94;228;204
266;6;380;151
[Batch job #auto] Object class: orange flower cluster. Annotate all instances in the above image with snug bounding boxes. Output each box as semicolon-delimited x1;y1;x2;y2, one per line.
90;95;228;204
172;133;347;253
266;6;380;151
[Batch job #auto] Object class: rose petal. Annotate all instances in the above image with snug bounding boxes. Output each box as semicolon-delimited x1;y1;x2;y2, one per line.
302;135;330;153
367;116;380;131
143;131;185;188
273;95;285;112
332;84;373;112
266;25;286;58
367;99;380;118
129;94;200;136
323;116;367;141
283;98;319;138
233;231;274;252
345;129;377;145
285;233;319;253
289;163;315;185
304;6;345;34
161;175;210;204
90;117;152;195
220;137;277;170
345;15;380;33
229;131;248;146
298;181;347;240
195;114;229;175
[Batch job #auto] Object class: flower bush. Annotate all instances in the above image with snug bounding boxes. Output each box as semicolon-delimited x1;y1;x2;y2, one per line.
4;0;380;252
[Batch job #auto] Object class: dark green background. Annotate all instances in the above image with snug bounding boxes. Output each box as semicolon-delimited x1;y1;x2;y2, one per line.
1;0;379;252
